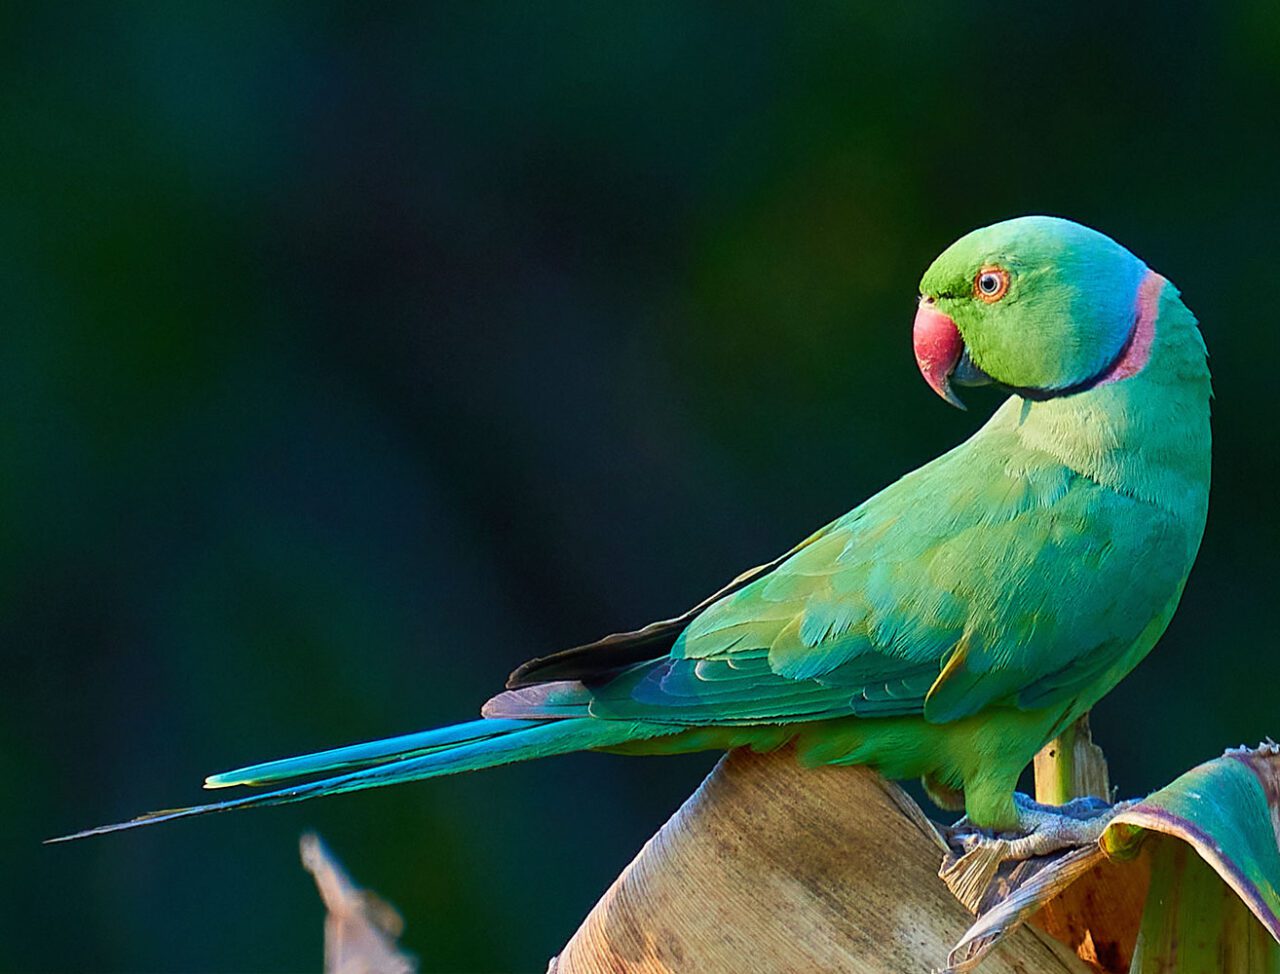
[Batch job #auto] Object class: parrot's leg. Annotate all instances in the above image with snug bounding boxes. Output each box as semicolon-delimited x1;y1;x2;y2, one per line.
967;793;1128;857
940;792;1131;911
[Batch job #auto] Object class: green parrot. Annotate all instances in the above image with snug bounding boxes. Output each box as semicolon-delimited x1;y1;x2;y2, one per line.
55;216;1211;851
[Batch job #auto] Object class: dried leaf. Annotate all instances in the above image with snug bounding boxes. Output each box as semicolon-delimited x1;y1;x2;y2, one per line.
946;743;1280;972
551;747;1090;974
301;832;418;974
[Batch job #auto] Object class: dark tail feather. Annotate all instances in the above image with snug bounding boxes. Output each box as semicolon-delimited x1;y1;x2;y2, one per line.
49;717;677;843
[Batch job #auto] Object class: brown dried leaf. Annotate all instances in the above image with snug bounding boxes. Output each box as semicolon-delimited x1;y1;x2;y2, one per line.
301;832;417;974
946;742;1280;973
551;747;1090;974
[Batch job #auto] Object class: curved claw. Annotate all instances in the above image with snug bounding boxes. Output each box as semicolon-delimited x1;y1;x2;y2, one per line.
941;793;1131;911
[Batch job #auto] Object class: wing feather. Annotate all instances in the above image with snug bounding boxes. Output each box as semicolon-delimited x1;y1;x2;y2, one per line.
494;427;1194;730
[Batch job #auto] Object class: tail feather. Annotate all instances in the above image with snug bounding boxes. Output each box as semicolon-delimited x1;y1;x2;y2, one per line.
49;717;677;843
204;718;539;788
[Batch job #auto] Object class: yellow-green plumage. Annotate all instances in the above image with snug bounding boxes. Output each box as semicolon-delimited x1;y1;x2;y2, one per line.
56;216;1210;841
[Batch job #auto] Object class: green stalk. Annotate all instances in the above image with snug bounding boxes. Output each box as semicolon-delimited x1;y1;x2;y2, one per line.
1033;712;1111;805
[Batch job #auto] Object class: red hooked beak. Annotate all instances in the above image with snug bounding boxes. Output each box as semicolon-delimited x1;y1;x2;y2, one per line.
913;301;967;409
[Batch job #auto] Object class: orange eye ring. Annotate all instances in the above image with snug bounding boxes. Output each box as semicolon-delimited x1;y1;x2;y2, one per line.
974;266;1010;303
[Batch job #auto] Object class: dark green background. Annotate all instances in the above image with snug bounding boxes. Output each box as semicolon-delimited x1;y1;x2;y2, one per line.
6;3;1278;971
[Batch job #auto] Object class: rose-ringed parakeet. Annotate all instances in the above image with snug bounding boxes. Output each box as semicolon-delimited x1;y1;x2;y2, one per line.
55;216;1211;853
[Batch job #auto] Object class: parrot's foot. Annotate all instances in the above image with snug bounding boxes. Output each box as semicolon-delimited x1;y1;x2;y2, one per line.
939;792;1130;912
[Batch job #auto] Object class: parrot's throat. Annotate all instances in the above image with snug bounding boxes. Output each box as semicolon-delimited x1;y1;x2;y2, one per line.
1009;270;1164;402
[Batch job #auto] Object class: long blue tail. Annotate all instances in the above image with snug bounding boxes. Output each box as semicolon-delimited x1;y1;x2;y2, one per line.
204;718;538;788
49;717;676;842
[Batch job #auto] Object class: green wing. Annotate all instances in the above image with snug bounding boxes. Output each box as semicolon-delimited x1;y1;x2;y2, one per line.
494;430;1194;728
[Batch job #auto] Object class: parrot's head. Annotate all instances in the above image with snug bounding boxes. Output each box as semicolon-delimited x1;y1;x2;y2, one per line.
914;216;1150;409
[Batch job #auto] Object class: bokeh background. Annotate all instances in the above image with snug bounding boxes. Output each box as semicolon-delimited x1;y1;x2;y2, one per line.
5;3;1279;971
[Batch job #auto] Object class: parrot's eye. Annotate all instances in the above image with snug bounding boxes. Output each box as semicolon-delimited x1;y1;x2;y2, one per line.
974;267;1009;303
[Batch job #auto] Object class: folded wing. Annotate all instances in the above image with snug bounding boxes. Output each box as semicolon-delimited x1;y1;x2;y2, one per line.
488;431;1193;730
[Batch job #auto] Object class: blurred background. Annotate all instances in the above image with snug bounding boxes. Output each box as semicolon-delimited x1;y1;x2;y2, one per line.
4;2;1278;970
